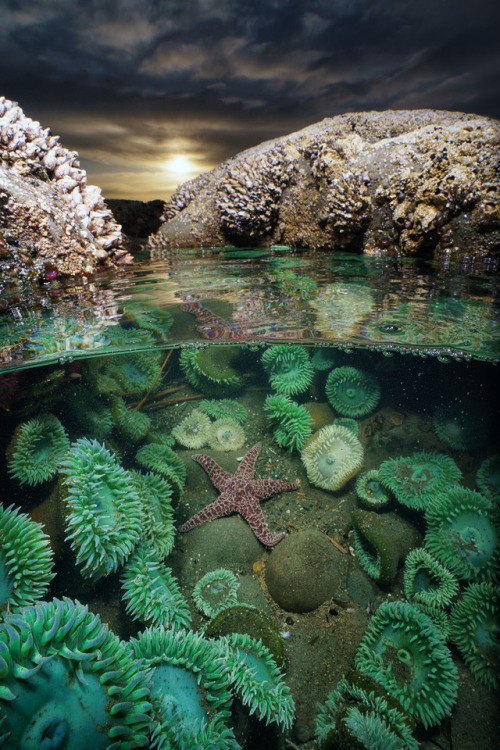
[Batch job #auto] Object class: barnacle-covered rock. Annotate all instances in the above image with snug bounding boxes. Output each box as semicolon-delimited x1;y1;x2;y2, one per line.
148;109;500;261
0;95;129;279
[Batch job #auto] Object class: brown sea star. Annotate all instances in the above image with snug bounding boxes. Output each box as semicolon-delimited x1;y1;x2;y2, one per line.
179;441;298;546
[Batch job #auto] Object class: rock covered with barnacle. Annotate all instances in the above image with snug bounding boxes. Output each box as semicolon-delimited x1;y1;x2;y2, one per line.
149;109;500;260
0;95;129;279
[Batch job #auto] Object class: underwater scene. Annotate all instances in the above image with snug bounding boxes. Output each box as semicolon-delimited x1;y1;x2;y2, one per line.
0;249;499;750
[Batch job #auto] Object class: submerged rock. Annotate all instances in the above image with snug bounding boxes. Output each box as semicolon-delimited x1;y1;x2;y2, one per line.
149;109;500;261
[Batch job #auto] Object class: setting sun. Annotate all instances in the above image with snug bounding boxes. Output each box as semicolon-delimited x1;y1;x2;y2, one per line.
165;154;195;178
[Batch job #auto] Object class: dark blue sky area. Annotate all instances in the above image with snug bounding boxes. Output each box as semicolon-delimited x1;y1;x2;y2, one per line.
1;0;498;199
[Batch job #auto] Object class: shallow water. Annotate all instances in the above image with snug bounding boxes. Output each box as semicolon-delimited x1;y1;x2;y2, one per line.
0;250;498;749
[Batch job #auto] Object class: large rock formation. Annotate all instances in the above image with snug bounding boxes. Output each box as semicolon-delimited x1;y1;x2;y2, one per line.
149;110;500;260
0;96;129;281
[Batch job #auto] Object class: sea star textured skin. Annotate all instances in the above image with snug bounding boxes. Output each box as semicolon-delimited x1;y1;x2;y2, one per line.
180;441;298;546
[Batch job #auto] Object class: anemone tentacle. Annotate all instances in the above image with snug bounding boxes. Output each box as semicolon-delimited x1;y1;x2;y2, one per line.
301;424;364;491
7;413;69;486
378;452;462;511
261;344;313;396
325;366;380;418
192;569;240;619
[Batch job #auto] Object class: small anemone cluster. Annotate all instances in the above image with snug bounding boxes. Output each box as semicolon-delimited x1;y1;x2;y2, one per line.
6;413;69;486
0;503;54;610
315;671;418;750
180;346;244;395
264;393;314;452
378;452;462;511
355;600;458;729
301;424;364;491
325;366;380;418
261;344;314;396
172;408;212;449
172;402;248;451
424;487;500;583
0;96;124;258
0;597;153;748
59;437;142;578
432;401;486;451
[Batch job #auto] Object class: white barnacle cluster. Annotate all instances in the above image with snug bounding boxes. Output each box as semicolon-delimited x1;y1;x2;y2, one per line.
321;171;372;236
215;147;291;240
0;96;124;259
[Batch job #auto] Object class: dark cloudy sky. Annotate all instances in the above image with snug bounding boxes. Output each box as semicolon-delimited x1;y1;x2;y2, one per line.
1;0;498;200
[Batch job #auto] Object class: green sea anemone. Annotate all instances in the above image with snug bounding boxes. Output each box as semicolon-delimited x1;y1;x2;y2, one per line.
59;438;142;578
311;347;337;371
378;452;462;511
432;402;485;451
121;545;191;630
315;672;418;750
0;503;54;610
109;394;151;443
130;470;175;559
179;346;244;396
476;455;500;503
261;344;314;396
193;568;240;619
130;626;238;750
67;386;114;440
450;583;500;690
0;597;153;748
355;600;458;728
207;418;246;452
403;548;459;609
171;408;212;449
219;631;295;730
301;424;364;491
198;398;248;424
356;470;391;509
325;366;380;418
86;349;164;396
424;487;500;582
7;413;69;486
135;442;186;504
264;393;314;452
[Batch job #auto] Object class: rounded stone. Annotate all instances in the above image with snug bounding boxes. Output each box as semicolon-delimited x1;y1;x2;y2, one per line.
265;528;343;612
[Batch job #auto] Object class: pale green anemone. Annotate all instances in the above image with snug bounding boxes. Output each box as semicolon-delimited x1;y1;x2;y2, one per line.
218;631;295;730
109;395;151;443
199;398;248;424
356;470;391;509
179;346;244;396
0;503;54;611
7;413;69;486
450;583;499;690
301;424;364;491
403;548;459;609
432;402;485;451
264;393;314;452
192;569;240;619
315;672;418;750
325;366;380;418
378;452;462;511
135;442;186;505
172;408;212;449
130;471;175;559
130;626;239;750
59;438;142;578
355;601;458;729
121;545;191;630
425;487;500;582
261;344;314;396
0;598;153;748
476;455;500;503
208;418;245;452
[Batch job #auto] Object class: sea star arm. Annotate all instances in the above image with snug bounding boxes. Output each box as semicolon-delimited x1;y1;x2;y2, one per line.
192;453;232;490
240;497;286;546
235;441;262;480
252;478;299;500
179;494;235;532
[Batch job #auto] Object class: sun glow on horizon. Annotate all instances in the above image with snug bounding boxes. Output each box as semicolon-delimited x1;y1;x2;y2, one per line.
165;154;196;178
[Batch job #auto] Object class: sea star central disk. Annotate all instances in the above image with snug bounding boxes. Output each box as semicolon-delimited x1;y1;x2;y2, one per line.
180;442;298;546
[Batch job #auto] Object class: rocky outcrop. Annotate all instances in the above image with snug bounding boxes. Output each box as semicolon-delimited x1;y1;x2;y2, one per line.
0;96;129;281
105;199;166;238
148;110;500;260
